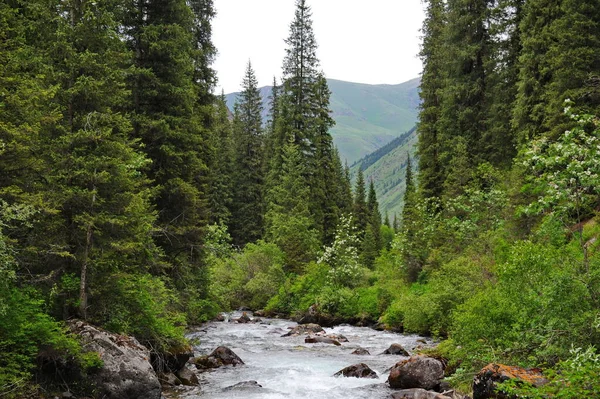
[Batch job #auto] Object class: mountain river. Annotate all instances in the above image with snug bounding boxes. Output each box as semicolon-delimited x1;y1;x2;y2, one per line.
175;311;432;399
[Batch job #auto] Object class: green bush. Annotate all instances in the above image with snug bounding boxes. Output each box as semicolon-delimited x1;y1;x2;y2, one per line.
210;241;286;310
97;273;187;352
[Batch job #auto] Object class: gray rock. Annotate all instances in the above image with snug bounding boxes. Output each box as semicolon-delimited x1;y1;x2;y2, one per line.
334;363;378;378
192;346;244;370
304;336;341;346
352;348;371;355
281;323;325;337
390;388;452;399
387;356;444;391
382;343;410;356
158;372;181;387
68;320;161;399
223;380;263;391
176;367;199;386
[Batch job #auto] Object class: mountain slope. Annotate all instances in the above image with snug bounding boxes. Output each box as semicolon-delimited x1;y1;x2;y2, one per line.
350;126;418;220
225;77;420;164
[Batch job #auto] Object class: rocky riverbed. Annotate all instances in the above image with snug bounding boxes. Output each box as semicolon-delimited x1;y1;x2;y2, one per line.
166;311;436;399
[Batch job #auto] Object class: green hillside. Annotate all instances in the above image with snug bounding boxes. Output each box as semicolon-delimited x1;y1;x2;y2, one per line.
225;77;420;164
350;126;418;220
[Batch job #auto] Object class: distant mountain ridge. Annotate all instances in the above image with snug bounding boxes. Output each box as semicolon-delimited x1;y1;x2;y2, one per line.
225;77;420;164
351;126;418;220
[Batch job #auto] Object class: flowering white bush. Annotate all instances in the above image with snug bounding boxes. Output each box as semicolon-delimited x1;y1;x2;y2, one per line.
523;99;600;220
318;215;363;287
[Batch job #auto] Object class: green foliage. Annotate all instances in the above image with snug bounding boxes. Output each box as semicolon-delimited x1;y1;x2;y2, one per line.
210;241;286;311
522;101;600;221
500;346;600;398
98;273;187;352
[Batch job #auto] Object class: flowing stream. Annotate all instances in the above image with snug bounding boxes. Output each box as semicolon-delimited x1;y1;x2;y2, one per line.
176;311;432;399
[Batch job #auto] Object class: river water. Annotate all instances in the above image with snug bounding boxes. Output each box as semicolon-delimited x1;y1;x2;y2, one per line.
177;311;432;399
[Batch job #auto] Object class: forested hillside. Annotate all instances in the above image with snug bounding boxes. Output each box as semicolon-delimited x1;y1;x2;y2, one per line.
350;126;417;223
225;78;420;163
1;0;600;397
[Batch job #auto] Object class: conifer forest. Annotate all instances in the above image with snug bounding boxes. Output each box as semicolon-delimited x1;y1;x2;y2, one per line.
1;0;600;397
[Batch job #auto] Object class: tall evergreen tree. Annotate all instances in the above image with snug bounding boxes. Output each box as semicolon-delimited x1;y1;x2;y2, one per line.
438;0;490;168
44;0;160;319
265;137;319;272
402;154;416;227
311;73;338;244
513;0;600;142
280;0;320;153
208;92;234;225
353;168;368;240
126;0;216;312
361;179;382;268
482;0;524;165
417;0;447;201
230;61;265;246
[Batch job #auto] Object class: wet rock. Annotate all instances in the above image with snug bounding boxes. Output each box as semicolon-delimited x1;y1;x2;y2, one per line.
151;346;194;373
68;320;162;399
176;367;199;386
254;310;267;317
252;317;263;323
334;363;378;378
387;356;444;391
223;380;263;391
390;388;452;399
324;333;348;342
382;343;410;356
236;312;251;323
352;348;371;355
158;372;181;387
304;336;341;346
281;323;324;337
473;363;548;399
192;346;245;370
215;313;226;322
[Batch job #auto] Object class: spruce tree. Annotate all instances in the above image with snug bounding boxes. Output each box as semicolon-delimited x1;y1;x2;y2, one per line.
361;180;382;268
45;0;160;319
417;0;447;201
513;0;600;142
264;137;319;272
353;168;368;240
311;73;338;245
482;0;524;165
126;0;216;314
230;61;265;246
280;0;320;152
208;92;234;225
438;0;489;168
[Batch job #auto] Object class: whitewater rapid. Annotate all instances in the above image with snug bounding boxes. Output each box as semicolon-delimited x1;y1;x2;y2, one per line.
178;311;431;399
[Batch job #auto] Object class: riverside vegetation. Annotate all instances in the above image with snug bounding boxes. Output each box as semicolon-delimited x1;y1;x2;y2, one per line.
1;0;600;398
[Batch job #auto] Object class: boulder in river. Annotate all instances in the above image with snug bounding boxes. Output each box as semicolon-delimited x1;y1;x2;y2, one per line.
387;356;445;391
281;323;324;337
352;348;371;355
305;336;341;346
192;346;245;370
236;312;251;323
223;380;263;391
176;367;199;386
473;363;548;399
158;372;181;387
391;388;452;399
324;333;349;342
334;363;378;378
68;320;162;399
381;343;410;356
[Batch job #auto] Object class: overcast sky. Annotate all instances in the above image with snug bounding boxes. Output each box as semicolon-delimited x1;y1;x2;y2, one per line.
212;0;426;94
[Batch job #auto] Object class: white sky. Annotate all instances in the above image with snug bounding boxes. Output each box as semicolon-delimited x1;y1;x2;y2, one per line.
212;0;426;94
